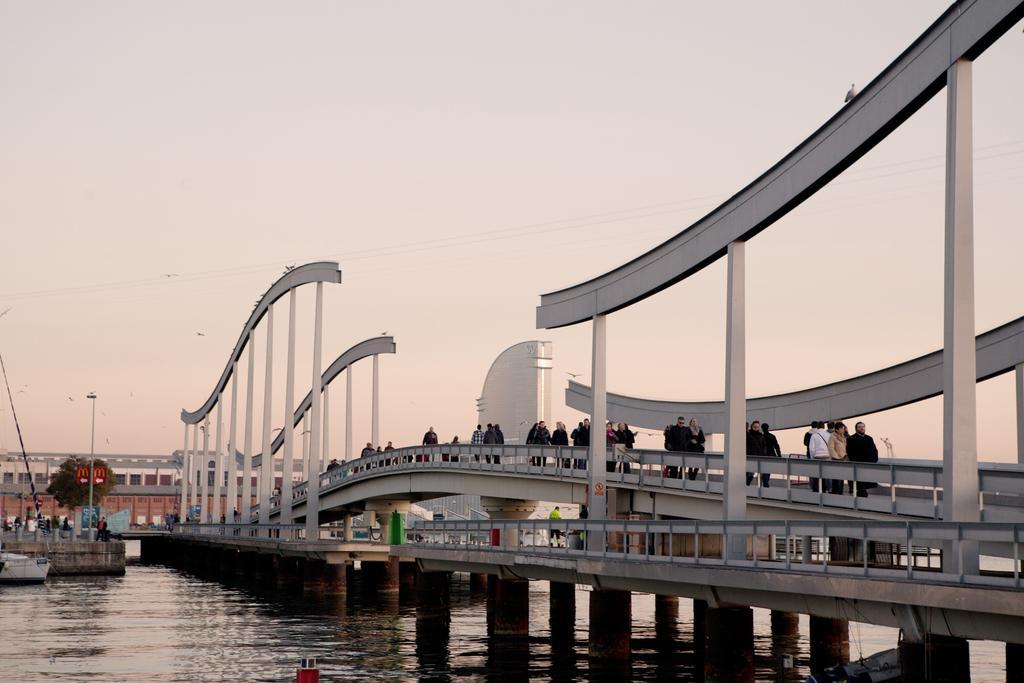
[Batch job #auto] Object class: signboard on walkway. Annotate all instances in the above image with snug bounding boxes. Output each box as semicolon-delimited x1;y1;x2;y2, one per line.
80;506;100;528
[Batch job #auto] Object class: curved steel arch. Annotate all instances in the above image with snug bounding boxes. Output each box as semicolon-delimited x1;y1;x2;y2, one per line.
564;316;1024;432
251;335;396;467
180;261;343;424
537;0;1024;329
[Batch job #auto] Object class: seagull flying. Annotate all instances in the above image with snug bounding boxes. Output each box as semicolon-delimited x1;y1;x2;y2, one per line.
0;307;11;319
283;264;296;273
196;332;205;336
162;273;179;278
381;330;389;336
566;371;582;379
67;396;74;402
844;83;858;103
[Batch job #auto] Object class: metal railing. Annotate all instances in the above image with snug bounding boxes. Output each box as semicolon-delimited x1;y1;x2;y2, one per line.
178;522;374;543
274;444;1024;521
404;518;1024;589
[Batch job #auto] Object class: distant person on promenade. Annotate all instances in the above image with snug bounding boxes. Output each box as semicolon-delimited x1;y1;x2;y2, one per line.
422;427;438;445
384;441;394;451
665;416;688;479
685;418;706;480
471;425;485;445
493;424;504;444
551;421;570;467
745;420;768;486
361;442;375;457
549;505;563;546
762;423;782;457
97;516;110;542
827;421;849;494
846;421;878;496
526;423;539;445
807;421;831;493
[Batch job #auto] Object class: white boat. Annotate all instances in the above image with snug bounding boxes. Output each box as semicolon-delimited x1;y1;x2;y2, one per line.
0;543;50;584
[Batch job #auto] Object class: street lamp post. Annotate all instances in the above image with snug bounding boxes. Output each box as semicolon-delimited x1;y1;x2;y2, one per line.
85;392;97;541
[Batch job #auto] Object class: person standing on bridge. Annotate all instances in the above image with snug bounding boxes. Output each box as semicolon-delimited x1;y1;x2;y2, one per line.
471;424;485;445
666;417;688;479
846;421;878;497
530;421;551;466
761;423;782;457
685;418;706;480
745;420;769;487
573;419;589;469
422;427;438;445
826;421;849;494
807;421;831;493
551;421;570;468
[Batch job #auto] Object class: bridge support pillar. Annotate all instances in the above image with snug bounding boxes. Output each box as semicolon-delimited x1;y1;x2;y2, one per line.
400;560;419;594
654;594;678;649
343;513;353;542
549;581;575;647
705;606;753;682
492;578;529;638
809;616;849;677
588;589;631;661
899;633;970;683
771;610;799;637
693;599;707;668
302;559;326;593
1007;642;1023;681
219;549;238;577
362;559;399;593
323;562;349;594
276;556;303;589
469;572;488;593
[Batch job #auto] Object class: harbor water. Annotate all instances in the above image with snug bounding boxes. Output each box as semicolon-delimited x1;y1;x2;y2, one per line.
0;542;1009;681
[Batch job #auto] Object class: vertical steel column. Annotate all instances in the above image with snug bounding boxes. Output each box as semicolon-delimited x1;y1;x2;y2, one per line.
226;362;239;521
942;59;980;573
179;423;189;524
1016;363;1024;465
345;369;353;461
302;411;310;473
372;353;380;448
259;305;275;525
241;330;256;522
189;420;199;515
212;397;224;523
323;385;331;470
199;416;211;523
589;314;608;525
281;288;297;524
724;241;747;559
305;282;325;540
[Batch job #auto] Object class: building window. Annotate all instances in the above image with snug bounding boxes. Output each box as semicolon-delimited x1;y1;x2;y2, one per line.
2;472;12;484
130;474;142;486
35;473;47;484
115;473;126;486
18;473;31;484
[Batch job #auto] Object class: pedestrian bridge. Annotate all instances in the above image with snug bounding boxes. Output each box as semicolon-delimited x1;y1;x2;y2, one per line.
399;517;1024;644
259;444;1024;526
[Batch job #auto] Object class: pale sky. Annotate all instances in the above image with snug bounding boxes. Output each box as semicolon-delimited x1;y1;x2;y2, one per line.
1;2;1022;462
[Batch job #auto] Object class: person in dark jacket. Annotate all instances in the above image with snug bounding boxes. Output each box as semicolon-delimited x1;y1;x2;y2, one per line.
422;427;438;445
745;420;769;486
570;422;582;446
685;418;706;480
761;423;782;457
482;423;497;463
615;422;635;474
551;422;569;446
531;421;552;465
846;421;879;496
526;423;539;445
576;419;590;448
665;416;688;479
494;425;504;444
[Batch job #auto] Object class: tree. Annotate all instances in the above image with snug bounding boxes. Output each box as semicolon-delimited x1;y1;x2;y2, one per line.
46;456;115;510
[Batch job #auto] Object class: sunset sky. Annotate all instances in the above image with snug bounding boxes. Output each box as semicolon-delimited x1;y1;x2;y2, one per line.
1;1;1022;463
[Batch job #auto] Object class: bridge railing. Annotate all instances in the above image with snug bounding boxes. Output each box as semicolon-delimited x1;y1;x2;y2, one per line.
178;523;367;543
276;444;1024;521
404;518;1023;589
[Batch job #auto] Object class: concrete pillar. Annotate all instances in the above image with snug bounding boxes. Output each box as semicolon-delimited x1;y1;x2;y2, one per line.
705;606;753;682
415;570;451;677
372;353;380;448
899;634;970;683
809;616;849;677
179;423;190;524
942;57;980;574
589;313;608;523
345;368;353;461
771;610;800;637
492;578;530;638
549;581;575;645
199;416;211;523
400;561;419;593
693;599;707;669
212;397;224;523
189;420;200;517
654;594;679;649
302;559;326;593
322;384;331;472
219;548;237;577
588;589;631;661
281;288;297;523
241;330;256;522
324;562;349;595
259;304;274;525
343;513;353;542
276;556;302;590
305;282;324;540
227;362;239;522
1007;642;1023;682
416;570;451;613
724;240;747;560
1016;364;1023;465
362;559;399;592
470;572;488;593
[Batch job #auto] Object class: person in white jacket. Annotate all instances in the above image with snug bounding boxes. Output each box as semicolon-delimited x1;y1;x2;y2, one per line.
806;420;831;493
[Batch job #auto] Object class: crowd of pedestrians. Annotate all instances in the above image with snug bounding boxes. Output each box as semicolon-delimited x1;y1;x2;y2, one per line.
805;419;879;495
